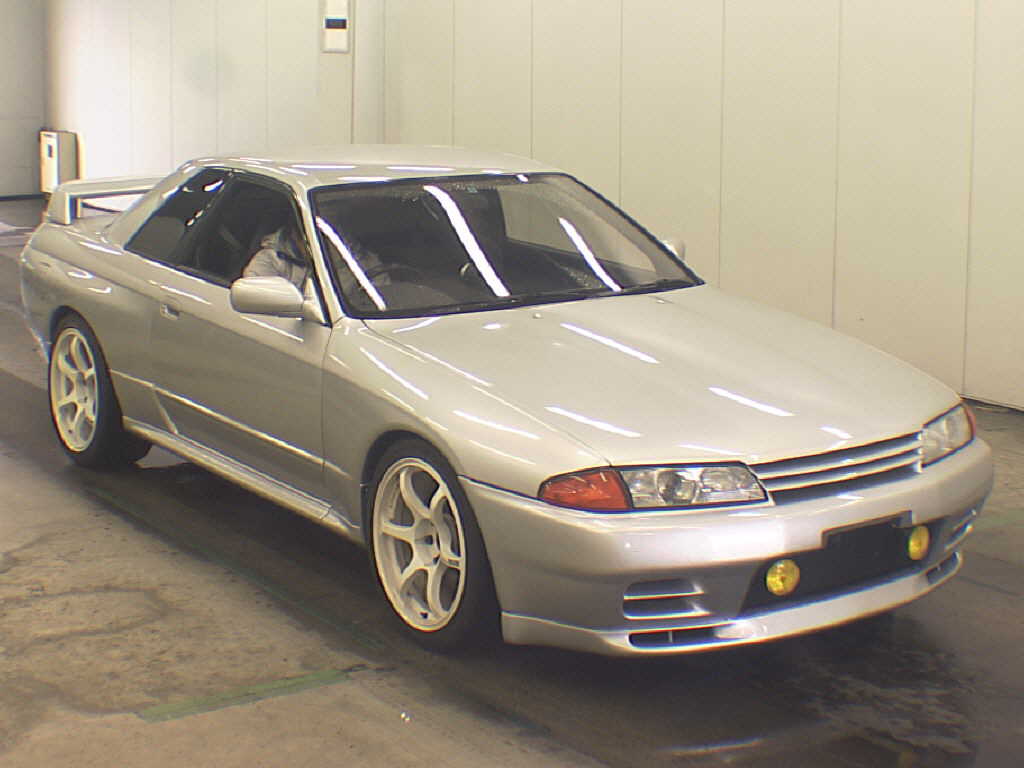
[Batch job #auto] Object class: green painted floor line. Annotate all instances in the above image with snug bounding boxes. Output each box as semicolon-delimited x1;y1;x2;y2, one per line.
138;666;364;723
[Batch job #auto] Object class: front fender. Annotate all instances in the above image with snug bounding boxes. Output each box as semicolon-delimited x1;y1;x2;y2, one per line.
322;321;608;527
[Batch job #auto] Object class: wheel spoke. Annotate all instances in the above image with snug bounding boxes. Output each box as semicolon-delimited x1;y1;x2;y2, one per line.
398;467;430;520
78;412;95;442
380;519;415;544
427;486;449;525
56;352;76;378
437;529;463;570
56;391;77;408
424;563;446;618
70;336;92;373
397;559;423;594
69;405;84;433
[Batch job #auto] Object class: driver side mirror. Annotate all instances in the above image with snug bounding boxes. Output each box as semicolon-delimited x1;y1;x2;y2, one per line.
230;276;322;322
662;237;686;261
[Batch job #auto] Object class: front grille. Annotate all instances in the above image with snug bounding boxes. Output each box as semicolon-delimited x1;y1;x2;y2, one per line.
741;516;928;612
753;433;921;502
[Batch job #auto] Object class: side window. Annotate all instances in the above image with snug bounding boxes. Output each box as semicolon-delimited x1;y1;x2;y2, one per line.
176;179;311;286
126;169;229;263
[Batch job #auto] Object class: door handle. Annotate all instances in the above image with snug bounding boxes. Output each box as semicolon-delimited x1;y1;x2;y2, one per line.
160;302;181;320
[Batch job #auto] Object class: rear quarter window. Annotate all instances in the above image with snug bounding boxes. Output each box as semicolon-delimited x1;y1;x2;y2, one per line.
125;169;230;263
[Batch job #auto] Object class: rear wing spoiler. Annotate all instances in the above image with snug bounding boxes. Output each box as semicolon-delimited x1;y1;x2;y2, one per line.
47;176;164;225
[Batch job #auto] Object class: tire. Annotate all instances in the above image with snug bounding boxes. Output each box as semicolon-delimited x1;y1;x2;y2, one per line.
367;439;499;652
48;315;151;468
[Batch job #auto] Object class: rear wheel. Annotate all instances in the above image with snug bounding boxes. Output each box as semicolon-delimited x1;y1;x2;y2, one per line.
368;439;498;651
49;315;150;468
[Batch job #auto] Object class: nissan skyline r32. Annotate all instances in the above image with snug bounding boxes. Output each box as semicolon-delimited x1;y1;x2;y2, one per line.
19;146;993;655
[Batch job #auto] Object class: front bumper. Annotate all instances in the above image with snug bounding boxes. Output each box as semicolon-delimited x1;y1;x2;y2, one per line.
462;439;993;656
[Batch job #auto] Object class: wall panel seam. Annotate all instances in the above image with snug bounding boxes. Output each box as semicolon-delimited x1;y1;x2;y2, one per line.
169;1;175;169
715;0;726;286
350;0;355;143
831;0;843;330
128;3;135;172
529;0;534;159
962;0;980;395
268;0;272;153
450;0;456;146
214;0;220;154
617;0;624;204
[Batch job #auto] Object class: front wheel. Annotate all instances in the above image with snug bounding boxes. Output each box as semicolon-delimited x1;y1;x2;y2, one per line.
368;440;498;651
49;315;150;468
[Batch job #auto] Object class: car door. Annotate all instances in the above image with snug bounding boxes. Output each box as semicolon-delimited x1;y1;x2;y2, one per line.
137;172;330;498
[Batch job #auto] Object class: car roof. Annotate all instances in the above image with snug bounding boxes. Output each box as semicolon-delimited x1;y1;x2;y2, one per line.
187;145;559;192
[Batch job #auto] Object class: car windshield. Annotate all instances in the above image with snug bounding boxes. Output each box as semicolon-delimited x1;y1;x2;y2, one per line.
311;173;700;318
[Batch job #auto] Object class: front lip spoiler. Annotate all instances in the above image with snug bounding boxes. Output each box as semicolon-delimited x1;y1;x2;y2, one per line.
500;551;962;656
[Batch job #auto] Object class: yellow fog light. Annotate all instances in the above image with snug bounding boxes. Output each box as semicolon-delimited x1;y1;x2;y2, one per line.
766;559;801;596
907;525;930;561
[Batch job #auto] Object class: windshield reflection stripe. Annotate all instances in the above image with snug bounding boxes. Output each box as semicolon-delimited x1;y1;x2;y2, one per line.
423;185;510;297
315;216;387;311
558;217;621;292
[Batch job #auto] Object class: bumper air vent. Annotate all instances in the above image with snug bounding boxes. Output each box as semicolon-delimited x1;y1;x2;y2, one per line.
623;578;710;620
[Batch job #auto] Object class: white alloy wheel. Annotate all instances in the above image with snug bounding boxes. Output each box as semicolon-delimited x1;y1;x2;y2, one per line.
372;457;468;632
50;326;99;452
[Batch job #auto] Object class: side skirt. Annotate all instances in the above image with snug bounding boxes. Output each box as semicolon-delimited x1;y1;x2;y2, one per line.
124;418;364;546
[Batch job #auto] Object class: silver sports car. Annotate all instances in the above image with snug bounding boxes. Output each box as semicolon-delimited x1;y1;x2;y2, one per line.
20;146;993;655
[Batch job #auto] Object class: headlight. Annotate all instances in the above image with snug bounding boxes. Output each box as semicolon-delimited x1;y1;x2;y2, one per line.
539;465;766;511
921;403;975;466
621;465;766;507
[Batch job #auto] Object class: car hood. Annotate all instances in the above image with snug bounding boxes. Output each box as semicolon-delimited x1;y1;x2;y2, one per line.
364;286;957;467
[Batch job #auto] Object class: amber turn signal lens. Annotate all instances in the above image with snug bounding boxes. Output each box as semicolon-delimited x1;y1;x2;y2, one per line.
766;559;801;596
539;469;630;511
907;525;930;561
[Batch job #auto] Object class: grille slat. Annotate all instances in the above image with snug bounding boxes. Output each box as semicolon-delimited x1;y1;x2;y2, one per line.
761;449;920;492
753;433;921;498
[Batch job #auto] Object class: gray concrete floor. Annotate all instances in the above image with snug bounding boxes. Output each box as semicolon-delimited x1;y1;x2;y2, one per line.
1;198;1022;767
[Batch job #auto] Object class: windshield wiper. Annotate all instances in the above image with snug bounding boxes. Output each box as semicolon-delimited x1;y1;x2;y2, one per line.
439;287;613;314
380;282;692;319
614;278;694;296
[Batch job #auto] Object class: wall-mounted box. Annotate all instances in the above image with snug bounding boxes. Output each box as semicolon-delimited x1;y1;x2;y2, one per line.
323;0;350;52
40;130;78;194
